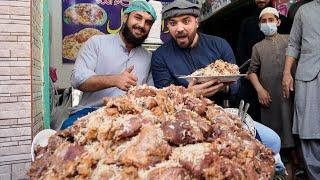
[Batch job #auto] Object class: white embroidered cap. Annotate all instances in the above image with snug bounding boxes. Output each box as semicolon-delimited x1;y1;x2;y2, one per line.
259;7;279;19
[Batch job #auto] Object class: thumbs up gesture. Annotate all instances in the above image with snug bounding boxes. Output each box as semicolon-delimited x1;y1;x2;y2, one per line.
114;65;138;91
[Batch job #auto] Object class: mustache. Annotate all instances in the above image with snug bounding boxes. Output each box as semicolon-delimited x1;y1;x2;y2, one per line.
132;25;145;34
176;32;188;37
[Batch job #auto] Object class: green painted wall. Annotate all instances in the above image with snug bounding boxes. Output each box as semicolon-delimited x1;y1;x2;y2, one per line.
43;0;50;128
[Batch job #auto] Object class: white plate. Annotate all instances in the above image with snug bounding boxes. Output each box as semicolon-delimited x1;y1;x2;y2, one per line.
178;74;246;83
31;129;56;161
224;108;256;137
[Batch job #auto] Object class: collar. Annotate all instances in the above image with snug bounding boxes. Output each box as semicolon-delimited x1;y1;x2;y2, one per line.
265;33;279;40
190;33;200;48
116;33;126;49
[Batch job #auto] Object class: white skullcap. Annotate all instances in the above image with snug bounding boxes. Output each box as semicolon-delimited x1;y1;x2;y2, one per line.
259;7;279;19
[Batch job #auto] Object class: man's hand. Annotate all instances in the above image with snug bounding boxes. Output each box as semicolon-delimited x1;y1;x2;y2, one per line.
257;87;272;107
188;78;224;97
282;72;294;98
114;66;138;91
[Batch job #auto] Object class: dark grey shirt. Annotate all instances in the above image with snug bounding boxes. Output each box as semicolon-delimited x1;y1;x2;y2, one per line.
286;0;320;81
71;33;153;112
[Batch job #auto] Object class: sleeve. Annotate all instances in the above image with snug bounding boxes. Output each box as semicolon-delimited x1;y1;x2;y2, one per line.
247;44;261;74
151;51;174;88
70;36;99;89
286;8;302;59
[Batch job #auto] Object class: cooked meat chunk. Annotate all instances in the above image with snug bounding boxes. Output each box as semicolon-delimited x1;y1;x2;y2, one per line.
119;125;172;168
147;167;191;180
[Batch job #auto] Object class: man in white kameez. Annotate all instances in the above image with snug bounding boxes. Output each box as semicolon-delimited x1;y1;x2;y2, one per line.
282;0;320;179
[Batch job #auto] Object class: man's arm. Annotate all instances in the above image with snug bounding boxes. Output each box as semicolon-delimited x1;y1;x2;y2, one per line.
78;66;137;92
282;56;296;98
71;36;137;92
282;8;302;98
188;78;224;97
78;75;116;92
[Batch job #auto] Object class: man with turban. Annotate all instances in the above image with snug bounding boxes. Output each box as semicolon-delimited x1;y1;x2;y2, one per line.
60;0;157;129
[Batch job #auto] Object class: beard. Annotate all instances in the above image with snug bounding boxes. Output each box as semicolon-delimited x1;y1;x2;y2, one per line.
174;29;197;49
121;22;148;47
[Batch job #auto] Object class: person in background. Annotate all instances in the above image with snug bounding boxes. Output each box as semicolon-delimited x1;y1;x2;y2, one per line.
151;0;282;159
60;0;157;130
247;7;296;177
282;0;320;179
236;0;291;122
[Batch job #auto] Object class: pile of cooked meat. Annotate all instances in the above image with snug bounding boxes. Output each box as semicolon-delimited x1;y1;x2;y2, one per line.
29;85;274;180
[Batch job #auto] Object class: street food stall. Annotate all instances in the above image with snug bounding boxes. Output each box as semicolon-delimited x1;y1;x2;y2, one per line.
29;0;303;179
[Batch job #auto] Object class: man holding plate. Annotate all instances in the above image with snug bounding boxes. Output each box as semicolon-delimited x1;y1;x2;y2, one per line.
151;0;283;165
151;0;236;103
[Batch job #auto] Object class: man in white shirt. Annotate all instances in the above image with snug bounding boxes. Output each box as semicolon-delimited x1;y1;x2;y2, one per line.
60;0;157;129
